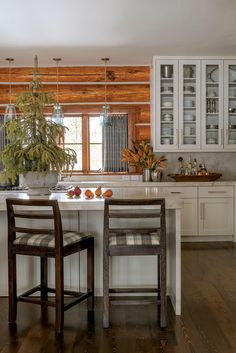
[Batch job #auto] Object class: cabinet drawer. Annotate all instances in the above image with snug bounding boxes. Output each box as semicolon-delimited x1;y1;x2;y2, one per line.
165;187;197;198
199;186;233;198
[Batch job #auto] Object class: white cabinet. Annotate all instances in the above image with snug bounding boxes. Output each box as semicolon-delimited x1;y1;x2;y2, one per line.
167;187;198;236
152;56;236;152
198;186;234;236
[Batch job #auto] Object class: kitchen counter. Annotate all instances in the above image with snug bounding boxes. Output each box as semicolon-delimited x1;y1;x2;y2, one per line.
0;188;182;315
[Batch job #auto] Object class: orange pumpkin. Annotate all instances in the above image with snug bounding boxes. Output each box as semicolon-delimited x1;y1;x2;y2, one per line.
85;189;94;199
102;189;113;198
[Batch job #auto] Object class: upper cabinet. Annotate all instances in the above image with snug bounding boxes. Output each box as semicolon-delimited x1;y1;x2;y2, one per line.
152;57;236;152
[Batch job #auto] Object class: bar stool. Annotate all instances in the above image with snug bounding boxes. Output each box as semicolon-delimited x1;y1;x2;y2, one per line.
6;198;94;336
103;198;166;328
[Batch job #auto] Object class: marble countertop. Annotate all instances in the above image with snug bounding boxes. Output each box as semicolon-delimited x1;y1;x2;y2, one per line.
0;187;183;211
57;180;236;187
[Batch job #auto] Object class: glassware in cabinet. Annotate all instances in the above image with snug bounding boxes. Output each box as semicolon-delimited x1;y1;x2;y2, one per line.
179;60;201;149
224;61;236;148
201;61;224;149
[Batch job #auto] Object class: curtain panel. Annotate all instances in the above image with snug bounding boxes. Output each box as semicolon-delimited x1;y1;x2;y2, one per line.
102;115;128;172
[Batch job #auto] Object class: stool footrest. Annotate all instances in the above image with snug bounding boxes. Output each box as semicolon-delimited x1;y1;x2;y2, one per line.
109;287;159;293
110;298;160;305
17;285;93;310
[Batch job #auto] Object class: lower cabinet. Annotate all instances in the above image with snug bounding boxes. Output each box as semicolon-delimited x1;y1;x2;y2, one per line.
198;186;234;236
168;185;234;238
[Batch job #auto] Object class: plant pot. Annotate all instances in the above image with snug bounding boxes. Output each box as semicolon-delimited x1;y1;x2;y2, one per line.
21;171;58;195
142;168;152;182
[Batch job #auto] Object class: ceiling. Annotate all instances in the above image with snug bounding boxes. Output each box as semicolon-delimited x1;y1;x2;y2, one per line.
0;0;236;67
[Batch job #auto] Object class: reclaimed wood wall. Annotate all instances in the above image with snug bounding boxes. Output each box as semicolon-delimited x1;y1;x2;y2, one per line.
0;66;150;142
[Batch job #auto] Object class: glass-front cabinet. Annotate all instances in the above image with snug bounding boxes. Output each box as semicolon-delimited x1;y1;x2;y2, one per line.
201;60;224;149
179;60;201;149
153;59;179;150
152;56;236;152
224;61;236;149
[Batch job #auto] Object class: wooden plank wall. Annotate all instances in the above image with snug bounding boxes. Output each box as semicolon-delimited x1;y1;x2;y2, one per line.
0;66;151;142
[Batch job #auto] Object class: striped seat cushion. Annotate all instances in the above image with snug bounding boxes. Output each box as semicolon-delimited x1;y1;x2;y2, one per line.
109;230;160;246
13;231;93;248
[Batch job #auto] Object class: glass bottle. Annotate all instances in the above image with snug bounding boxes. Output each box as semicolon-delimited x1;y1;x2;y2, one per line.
192;158;198;176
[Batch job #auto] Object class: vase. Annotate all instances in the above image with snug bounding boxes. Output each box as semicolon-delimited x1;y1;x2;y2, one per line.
151;170;162;182
142;168;152;182
21;171;58;195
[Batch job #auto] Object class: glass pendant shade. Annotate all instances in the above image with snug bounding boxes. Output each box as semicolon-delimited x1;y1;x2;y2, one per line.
51;103;64;125
51;57;64;125
4;104;17;123
4;58;16;123
100;104;112;127
100;57;112;127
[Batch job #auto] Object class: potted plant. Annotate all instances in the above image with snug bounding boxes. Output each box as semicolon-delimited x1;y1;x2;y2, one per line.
121;140;167;181
0;56;77;195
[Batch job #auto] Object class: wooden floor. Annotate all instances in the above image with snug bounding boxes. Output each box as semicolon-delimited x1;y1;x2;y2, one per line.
0;242;236;353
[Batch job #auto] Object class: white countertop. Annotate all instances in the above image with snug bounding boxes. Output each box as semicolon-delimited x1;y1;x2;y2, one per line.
57;180;236;187
0;187;183;211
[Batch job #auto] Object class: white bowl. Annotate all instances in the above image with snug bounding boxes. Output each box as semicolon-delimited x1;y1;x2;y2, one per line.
162;102;173;108
184;115;195;121
184;100;194;107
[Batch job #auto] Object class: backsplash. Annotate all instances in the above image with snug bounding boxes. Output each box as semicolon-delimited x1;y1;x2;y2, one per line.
158;152;236;181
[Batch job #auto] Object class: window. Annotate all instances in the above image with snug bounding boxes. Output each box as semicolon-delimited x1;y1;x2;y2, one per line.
63;114;102;172
63;113;129;173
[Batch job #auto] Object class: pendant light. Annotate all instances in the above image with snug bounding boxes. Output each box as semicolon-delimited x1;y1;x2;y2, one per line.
4;58;17;123
100;57;112;127
51;58;64;125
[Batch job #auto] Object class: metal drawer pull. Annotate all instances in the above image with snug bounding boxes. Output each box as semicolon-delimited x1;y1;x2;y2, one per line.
207;191;227;193
170;191;181;194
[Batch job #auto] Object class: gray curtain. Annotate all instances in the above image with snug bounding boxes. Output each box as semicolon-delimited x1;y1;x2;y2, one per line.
102;115;128;172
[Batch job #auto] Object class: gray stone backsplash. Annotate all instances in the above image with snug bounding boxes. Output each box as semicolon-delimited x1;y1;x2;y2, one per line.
155;152;236;181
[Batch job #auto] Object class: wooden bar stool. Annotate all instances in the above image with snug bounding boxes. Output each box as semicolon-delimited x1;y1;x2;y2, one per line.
103;198;166;328
6;198;94;336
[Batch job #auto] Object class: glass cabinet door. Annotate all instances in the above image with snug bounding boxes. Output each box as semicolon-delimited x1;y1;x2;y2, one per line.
153;59;178;151
201;60;224;149
224;61;236;149
179;60;201;149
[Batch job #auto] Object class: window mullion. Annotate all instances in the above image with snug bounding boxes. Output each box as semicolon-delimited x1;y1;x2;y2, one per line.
82;114;89;172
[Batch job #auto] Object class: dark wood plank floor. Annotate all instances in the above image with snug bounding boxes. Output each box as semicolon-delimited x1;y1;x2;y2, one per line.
0;242;236;353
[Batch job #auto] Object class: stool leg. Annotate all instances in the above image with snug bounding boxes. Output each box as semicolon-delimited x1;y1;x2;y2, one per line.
157;255;160;300
40;257;48;302
160;253;167;328
8;251;17;323
103;251;109;328
55;255;64;335
87;238;94;311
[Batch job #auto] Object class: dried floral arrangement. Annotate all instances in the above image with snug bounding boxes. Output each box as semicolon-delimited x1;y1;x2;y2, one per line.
121;140;167;171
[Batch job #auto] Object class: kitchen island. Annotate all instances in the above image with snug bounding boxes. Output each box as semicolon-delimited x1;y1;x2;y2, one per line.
0;187;182;315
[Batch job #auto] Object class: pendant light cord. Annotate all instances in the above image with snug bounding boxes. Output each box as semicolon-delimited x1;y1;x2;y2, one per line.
6;58;14;105
53;58;62;105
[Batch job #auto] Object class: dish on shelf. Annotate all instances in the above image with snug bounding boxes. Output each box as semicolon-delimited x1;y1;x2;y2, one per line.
228;139;236;144
207;67;218;82
162;101;173;108
162;138;171;144
168;173;222;182
162;113;173;121
184;86;195;93
184;100;194;107
207;138;217;144
184;114;195;121
206;124;218;129
161;86;173;93
229;68;236;83
229;124;236;129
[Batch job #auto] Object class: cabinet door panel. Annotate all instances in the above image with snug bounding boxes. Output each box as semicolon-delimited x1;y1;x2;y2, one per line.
201;60;224;150
224;60;236;150
152;58;178;151
199;198;233;236
179;60;201;150
181;199;198;236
